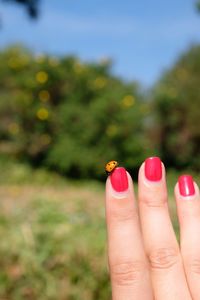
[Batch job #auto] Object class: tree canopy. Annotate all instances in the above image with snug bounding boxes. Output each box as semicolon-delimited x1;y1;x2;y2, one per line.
153;45;200;170
0;46;151;179
196;0;200;11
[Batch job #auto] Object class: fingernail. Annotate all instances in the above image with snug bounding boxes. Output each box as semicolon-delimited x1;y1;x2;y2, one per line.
110;167;128;192
145;157;162;181
178;175;195;197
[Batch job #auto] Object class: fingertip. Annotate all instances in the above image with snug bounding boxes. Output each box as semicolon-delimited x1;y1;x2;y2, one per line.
138;158;168;209
106;168;134;200
175;179;200;201
138;158;166;187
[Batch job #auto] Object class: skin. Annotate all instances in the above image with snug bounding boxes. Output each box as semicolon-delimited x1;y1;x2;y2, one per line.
105;161;200;300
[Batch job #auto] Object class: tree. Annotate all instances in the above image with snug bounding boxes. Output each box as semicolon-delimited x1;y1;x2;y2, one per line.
196;0;200;11
153;45;200;170
0;46;151;179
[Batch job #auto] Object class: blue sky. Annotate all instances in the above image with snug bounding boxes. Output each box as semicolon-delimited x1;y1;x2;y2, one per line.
0;0;200;86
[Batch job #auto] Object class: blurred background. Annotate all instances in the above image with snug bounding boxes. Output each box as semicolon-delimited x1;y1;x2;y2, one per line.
0;0;200;299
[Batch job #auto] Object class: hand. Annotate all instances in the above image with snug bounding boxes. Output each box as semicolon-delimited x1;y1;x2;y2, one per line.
105;157;200;300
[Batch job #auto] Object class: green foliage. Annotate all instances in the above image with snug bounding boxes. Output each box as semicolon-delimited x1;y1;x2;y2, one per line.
196;0;200;11
153;45;200;169
0;45;151;179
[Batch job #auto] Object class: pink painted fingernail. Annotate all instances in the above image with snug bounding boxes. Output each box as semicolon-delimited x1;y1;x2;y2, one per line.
178;175;195;197
144;157;162;181
110;167;128;192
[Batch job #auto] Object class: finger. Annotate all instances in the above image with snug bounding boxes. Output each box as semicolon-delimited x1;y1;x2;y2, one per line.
138;157;191;300
105;167;153;300
175;175;200;300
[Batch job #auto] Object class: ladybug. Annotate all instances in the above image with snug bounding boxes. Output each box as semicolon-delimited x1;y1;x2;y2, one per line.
105;160;118;175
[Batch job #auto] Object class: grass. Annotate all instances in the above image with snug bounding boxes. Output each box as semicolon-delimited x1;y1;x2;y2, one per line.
0;160;109;300
0;158;199;299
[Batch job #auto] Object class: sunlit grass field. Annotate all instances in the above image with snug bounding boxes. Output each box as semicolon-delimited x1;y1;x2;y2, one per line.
0;160;109;299
0;158;198;299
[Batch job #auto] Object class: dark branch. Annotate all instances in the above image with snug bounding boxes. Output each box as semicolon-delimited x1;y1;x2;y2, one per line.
2;0;40;18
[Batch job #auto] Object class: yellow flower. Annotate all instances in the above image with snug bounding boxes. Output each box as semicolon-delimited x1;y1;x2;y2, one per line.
93;77;107;89
37;108;49;120
39;90;50;102
106;124;118;137
121;95;135;107
36;71;48;84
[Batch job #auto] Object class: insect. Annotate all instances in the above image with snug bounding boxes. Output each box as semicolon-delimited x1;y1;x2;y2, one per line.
105;160;118;175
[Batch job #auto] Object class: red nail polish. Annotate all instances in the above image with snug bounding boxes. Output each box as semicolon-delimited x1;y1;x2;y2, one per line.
145;157;162;181
178;175;195;196
110;167;128;192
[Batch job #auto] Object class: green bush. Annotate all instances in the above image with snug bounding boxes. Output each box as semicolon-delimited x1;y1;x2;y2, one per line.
0;46;151;178
152;45;200;170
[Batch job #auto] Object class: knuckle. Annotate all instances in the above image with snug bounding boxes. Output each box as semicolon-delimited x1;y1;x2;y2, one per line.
111;261;146;286
149;247;179;270
142;197;167;208
110;208;138;223
141;194;167;208
190;259;200;275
